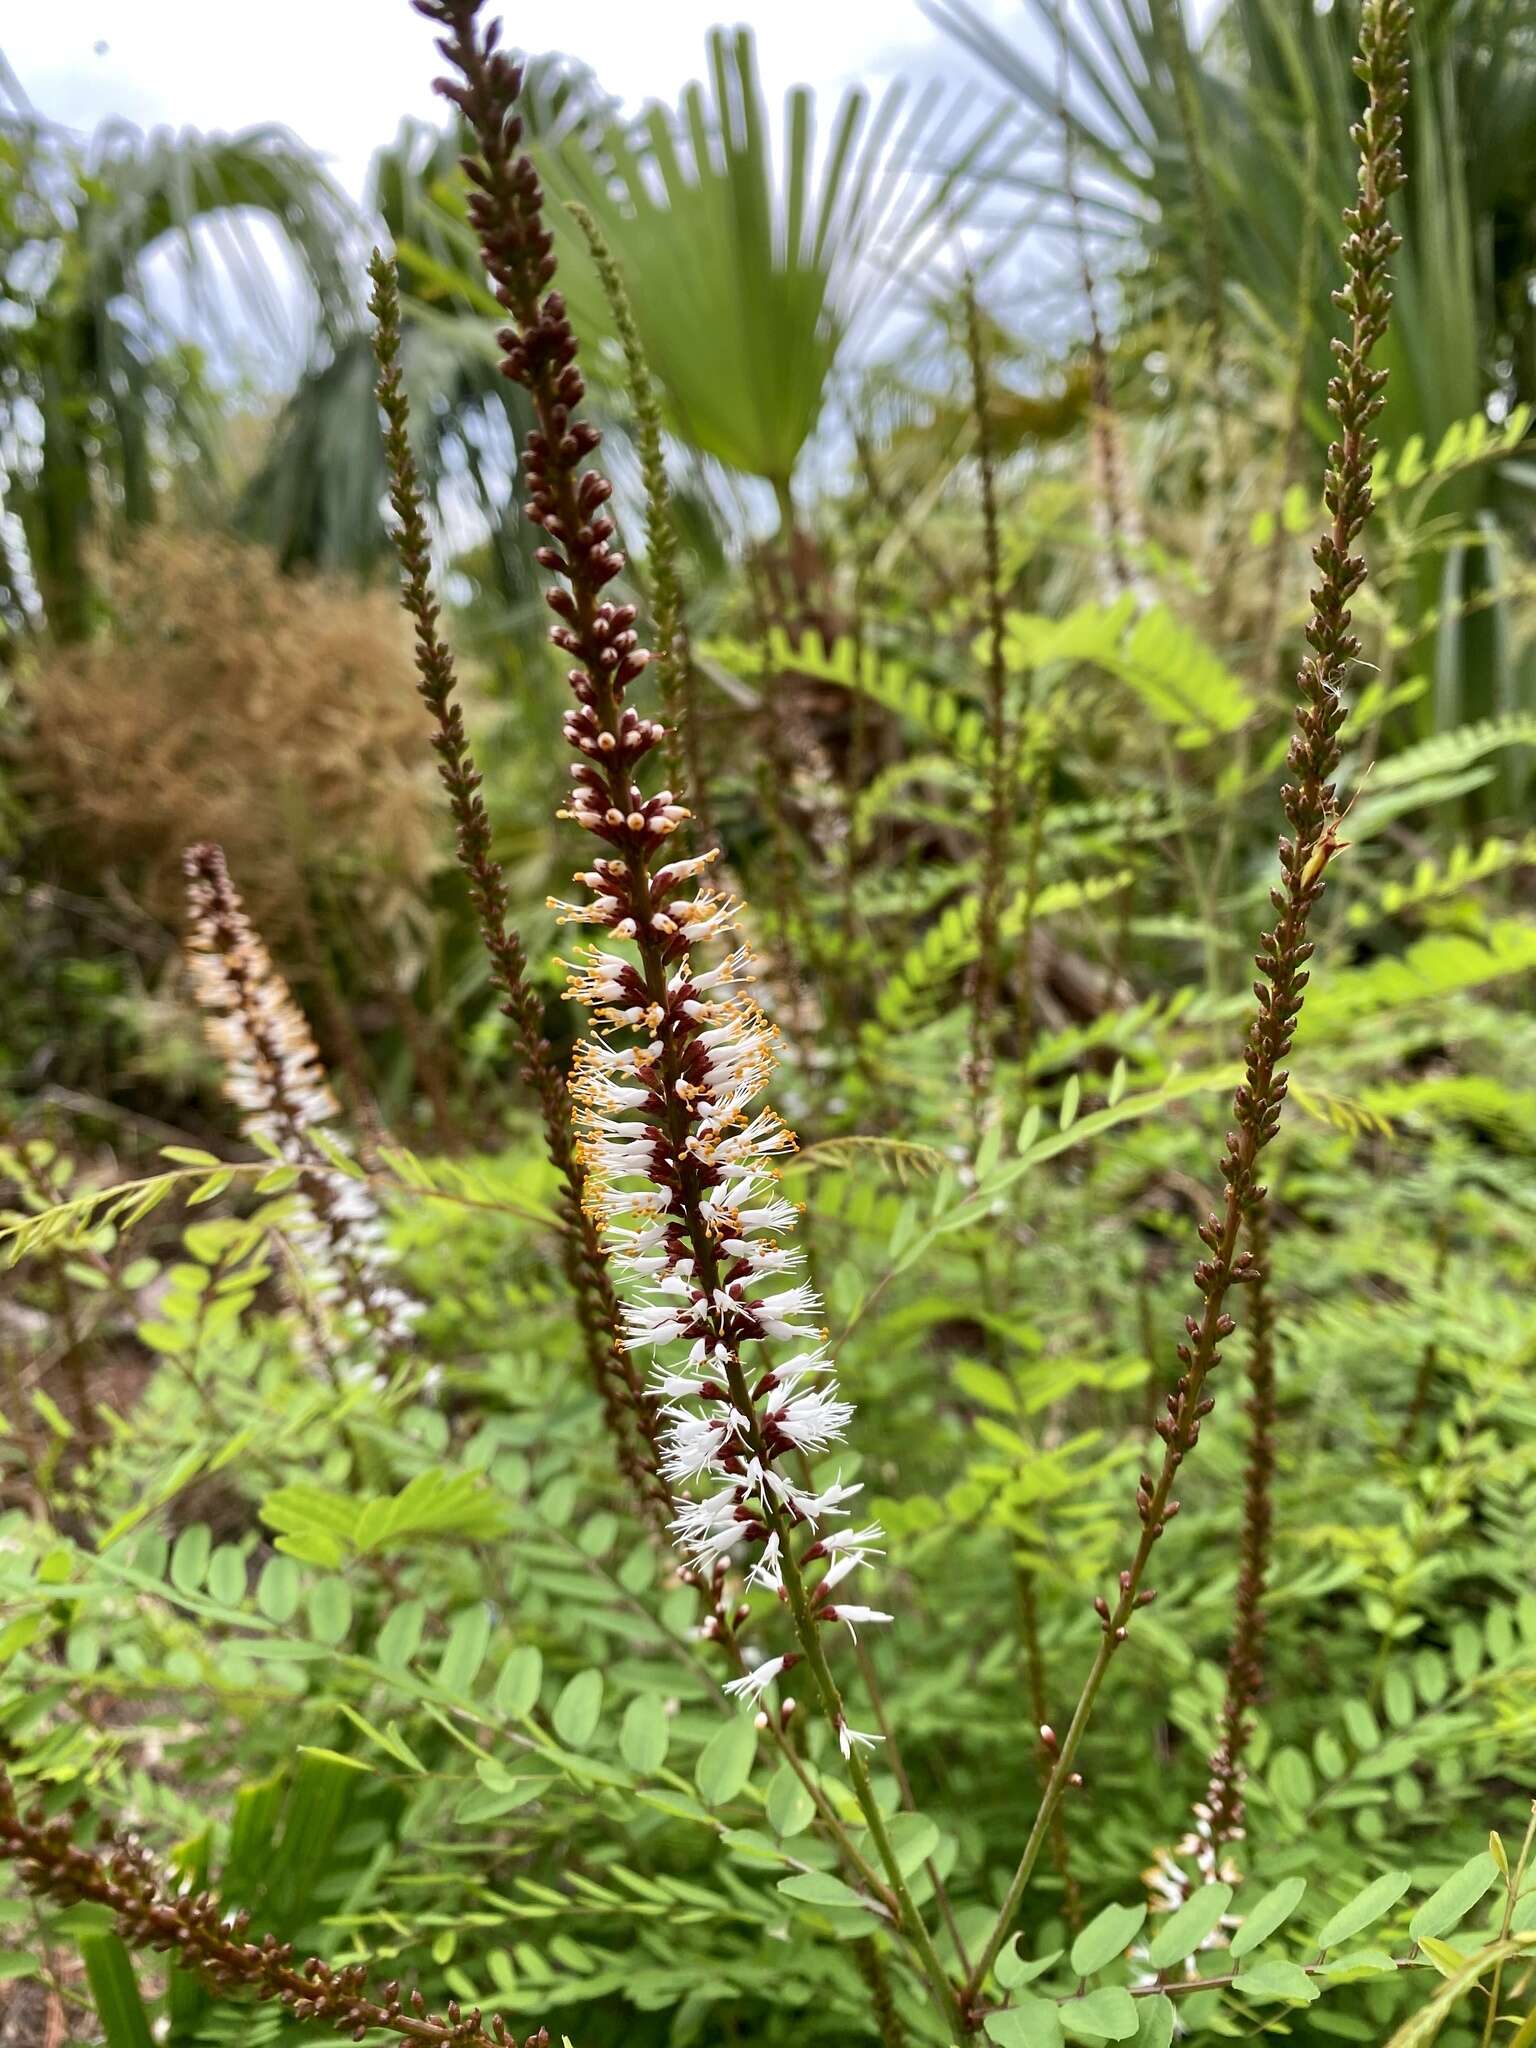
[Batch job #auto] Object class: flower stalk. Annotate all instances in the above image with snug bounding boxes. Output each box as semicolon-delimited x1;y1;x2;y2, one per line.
964;0;1410;2006
961;269;1011;1133
565;201;711;850
1015;1566;1081;1929
413;4;961;2026
367;250;666;1524
0;1770;550;2048
1197;1204;1277;1864
1058;20;1136;598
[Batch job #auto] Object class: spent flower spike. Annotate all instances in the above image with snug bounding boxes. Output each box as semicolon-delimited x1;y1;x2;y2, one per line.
0;1768;551;2048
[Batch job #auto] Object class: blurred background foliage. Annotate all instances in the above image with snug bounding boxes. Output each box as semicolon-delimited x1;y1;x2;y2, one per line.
5;0;1530;1138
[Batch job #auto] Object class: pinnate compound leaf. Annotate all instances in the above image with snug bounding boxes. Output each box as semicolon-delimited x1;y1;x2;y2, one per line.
777;1871;871;1912
494;1645;543;1718
551;1668;603;1749
996;1938;1064;1990
205;1543;247;1607
1235;1959;1321;2003
886;1811;940;1876
1322;1947;1401;1981
169;1523;211;1593
696;1713;757;1805
307;1576;353;1647
1062;1985;1138;2040
620;1694;669;1775
766;1761;815;1839
255;1555;300;1623
436;1604;492;1696
1134;1996;1174;2047
376;1599;425;1672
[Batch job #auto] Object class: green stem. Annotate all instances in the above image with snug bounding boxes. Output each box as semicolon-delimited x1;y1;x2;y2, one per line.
1482;1805;1536;2047
776;1535;964;2033
772;474;798;541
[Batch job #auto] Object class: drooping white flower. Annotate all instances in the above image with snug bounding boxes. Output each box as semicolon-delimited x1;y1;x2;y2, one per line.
723;1653;797;1704
837;1719;884;1759
746;1531;784;1593
821;1605;894;1642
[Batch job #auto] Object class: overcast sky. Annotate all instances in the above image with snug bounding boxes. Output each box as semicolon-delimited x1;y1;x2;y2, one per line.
4;1;1021;202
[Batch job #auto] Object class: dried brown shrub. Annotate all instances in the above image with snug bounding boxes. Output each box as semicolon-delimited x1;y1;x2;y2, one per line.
20;531;443;938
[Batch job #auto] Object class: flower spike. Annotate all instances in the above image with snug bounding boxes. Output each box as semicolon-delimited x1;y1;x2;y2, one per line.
183;842;419;1371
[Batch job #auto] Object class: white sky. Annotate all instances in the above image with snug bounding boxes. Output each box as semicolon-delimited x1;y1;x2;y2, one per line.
4;1;1022;202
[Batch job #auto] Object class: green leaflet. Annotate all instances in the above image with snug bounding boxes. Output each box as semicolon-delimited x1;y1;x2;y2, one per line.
81;1934;154;2048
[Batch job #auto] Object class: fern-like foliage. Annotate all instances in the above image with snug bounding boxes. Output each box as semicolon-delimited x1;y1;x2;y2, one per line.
1003;597;1255;745
863;869;1133;1045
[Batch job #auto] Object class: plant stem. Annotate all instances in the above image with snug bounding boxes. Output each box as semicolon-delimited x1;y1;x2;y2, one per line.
1198;1201;1278;1863
1057;13;1136;597
0;1771;549;2048
1011;758;1049;1100
367;251;666;1524
1482;1804;1536;2046
853;1937;909;2048
854;1636;972;1969
1014;1565;1081;1929
961;269;1013;1137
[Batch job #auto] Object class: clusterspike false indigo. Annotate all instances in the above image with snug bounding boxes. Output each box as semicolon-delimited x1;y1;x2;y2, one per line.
413;0;884;1712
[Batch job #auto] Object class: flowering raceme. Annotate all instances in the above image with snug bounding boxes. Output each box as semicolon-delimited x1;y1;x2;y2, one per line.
184;842;420;1369
561;877;891;1734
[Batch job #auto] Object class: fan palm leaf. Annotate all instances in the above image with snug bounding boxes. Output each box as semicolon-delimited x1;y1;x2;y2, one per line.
527;27;1011;512
0;103;356;639
928;0;1536;728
